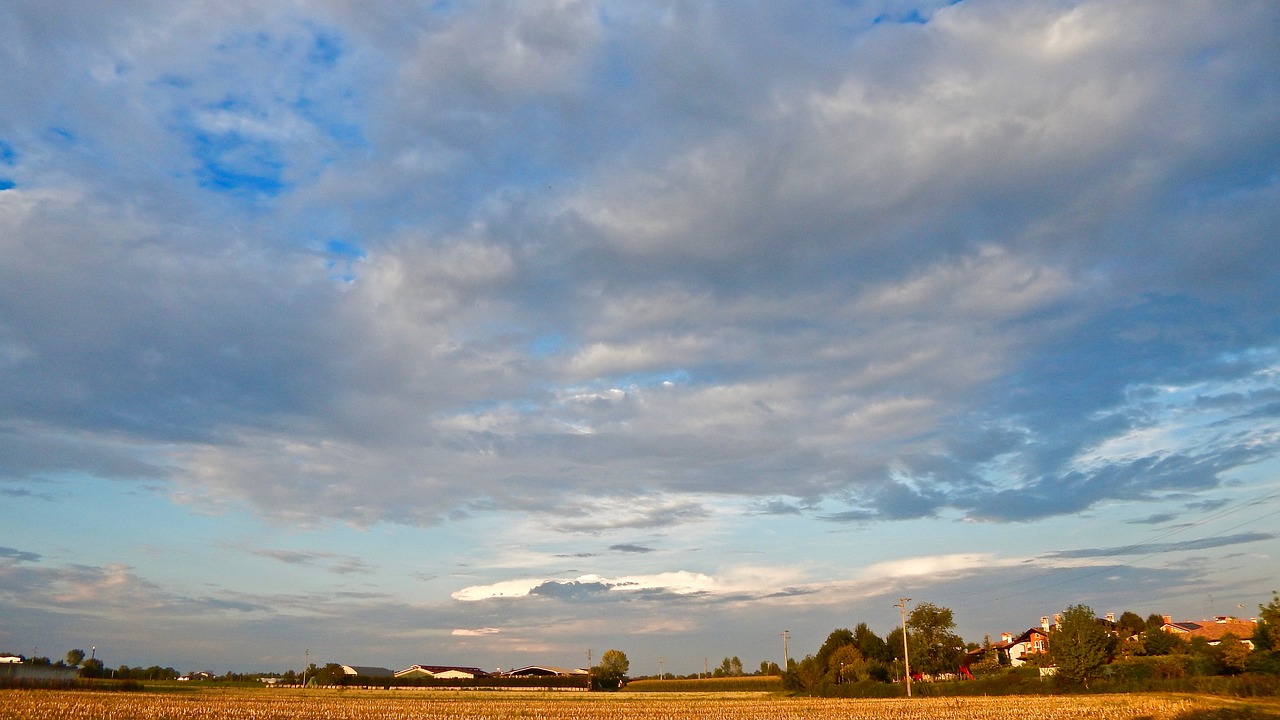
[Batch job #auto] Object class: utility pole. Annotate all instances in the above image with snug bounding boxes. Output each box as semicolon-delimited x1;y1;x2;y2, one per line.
896;598;912;697
703;657;708;679
586;649;592;668
302;649;309;688
781;630;790;672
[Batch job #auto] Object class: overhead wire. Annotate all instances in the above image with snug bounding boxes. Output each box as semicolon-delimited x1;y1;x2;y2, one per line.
943;486;1280;605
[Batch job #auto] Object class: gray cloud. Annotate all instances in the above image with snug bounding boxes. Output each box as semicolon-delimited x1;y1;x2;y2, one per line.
0;0;1276;548
245;548;375;575
608;544;654;554
1042;533;1276;560
528;580;614;601
0;546;41;563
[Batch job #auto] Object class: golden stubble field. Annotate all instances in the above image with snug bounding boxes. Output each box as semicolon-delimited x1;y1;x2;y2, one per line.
0;689;1271;720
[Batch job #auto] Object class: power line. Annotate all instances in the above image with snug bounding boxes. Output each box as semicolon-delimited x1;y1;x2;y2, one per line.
946;487;1280;605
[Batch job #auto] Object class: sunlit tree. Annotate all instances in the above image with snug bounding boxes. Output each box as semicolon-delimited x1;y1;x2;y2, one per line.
1050;604;1113;688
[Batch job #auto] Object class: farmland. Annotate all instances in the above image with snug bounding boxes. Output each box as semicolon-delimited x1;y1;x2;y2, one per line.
1;688;1276;720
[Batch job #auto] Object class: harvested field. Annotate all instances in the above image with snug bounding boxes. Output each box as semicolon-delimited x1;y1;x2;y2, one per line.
0;688;1272;720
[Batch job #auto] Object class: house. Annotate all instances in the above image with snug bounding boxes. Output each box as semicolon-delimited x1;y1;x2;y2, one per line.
997;615;1059;666
0;656;22;664
1161;615;1257;649
504;665;588;677
394;664;489;679
1004;626;1052;666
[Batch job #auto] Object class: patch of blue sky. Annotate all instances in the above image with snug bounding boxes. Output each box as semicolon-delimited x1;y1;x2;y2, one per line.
153;74;193;90
324;238;365;282
326;238;365;258
0;139;16;165
7;476;240;577
46;127;76;144
597;48;636;91
189;124;286;198
597;369;692;390
867;0;964;27
426;0;458;17
872;9;928;25
306;27;343;68
529;333;567;358
195;156;285;197
0;179;14;191
291;94;366;149
214;29;272;55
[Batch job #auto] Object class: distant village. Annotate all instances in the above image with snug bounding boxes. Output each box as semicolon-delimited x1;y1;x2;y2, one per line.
2;605;1273;688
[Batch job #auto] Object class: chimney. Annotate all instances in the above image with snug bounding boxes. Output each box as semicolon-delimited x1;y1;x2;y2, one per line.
1001;632;1012;644
1163;615;1171;624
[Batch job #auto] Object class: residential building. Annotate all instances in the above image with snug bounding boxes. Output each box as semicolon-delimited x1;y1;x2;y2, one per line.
1161;616;1257;649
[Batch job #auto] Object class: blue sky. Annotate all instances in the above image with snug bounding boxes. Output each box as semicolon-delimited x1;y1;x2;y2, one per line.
1;0;1278;676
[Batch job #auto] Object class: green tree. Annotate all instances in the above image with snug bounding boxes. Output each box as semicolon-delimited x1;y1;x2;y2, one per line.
814;628;855;671
1049;604;1112;688
853;622;891;664
81;657;105;678
312;663;347;685
828;645;866;683
906;602;966;677
1117;611;1146;638
593;649;629;683
1217;634;1250;675
1254;591;1280;652
1248;591;1280;674
782;655;828;692
65;649;86;667
757;660;781;675
716;656;732;677
1136;627;1185;656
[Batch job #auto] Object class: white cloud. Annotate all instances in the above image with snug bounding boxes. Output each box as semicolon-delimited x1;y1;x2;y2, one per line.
452;627;502;637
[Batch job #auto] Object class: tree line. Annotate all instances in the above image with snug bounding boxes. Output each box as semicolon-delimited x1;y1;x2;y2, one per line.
777;592;1280;694
1;649;181;681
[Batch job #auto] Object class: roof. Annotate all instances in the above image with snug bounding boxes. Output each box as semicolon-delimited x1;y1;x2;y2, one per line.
1009;627;1050;645
505;665;588;677
394;664;489;678
1163;617;1257;644
340;665;394;678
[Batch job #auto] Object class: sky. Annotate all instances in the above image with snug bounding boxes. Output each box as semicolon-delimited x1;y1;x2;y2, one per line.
1;0;1278;677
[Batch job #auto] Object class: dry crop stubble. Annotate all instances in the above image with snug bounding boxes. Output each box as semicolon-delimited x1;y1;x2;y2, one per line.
0;689;1250;720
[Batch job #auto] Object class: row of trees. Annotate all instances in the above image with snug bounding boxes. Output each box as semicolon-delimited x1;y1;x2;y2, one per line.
1035;595;1280;687
784;592;1280;693
784;602;963;691
1;649;182;681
